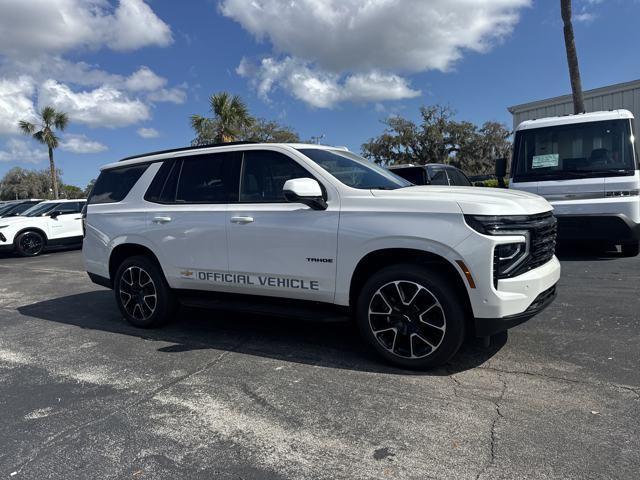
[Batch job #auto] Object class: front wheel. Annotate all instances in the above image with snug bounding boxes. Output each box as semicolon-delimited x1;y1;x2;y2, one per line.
114;255;177;328
15;231;45;257
356;264;466;369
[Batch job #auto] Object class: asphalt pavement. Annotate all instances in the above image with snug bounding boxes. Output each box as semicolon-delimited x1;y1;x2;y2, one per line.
0;247;638;479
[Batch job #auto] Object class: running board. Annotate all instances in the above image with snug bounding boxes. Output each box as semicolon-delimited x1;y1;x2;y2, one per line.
177;290;351;323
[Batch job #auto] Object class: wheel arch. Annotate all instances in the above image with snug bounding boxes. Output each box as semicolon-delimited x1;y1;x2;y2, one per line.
14;227;48;245
109;243;163;283
348;248;473;322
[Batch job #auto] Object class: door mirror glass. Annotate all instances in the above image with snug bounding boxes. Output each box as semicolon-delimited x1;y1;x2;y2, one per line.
495;157;508;178
283;178;327;210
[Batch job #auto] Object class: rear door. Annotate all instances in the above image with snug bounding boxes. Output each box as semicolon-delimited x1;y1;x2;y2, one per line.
144;151;240;289
226;149;339;303
48;202;84;240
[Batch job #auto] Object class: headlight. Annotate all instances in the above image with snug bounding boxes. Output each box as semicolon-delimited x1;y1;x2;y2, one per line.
464;215;531;287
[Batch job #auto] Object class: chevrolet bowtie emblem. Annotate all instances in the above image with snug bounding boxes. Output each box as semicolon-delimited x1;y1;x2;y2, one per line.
181;270;194;277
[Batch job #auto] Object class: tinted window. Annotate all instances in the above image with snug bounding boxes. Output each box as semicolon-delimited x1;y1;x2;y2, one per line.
447;168;472;186
145;160;177;203
240;150;311;203
55;202;84;214
176;152;240;203
89;165;149;204
390;167;425;185
428;167;449;185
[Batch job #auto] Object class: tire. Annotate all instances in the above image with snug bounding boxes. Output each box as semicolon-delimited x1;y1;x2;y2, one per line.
621;241;640;257
355;264;466;369
14;230;45;257
114;255;177;328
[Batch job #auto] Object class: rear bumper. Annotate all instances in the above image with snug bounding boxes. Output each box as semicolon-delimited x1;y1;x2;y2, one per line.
474;284;557;337
556;214;640;242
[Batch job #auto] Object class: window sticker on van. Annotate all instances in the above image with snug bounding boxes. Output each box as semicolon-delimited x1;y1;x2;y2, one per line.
532;153;559;169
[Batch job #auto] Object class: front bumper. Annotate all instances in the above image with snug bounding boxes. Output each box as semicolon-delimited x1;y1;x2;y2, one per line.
473;284;557;336
556;214;640;242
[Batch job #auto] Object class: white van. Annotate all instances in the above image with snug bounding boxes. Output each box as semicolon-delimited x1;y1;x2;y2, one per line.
509;110;639;256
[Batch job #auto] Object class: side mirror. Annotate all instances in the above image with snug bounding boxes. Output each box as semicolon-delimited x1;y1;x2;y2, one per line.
495;158;508;188
283;178;327;211
49;210;62;219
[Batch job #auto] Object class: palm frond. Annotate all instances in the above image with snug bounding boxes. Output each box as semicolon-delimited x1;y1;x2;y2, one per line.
18;120;36;136
41;106;56;126
53;111;69;131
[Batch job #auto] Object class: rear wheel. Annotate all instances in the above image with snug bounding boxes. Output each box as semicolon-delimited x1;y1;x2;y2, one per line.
114;255;177;328
621;241;640;257
356;264;466;369
15;231;45;257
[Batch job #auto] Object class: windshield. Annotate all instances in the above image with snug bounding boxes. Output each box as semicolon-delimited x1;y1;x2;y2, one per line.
512;119;637;182
0;203;17;216
297;148;411;189
22;202;59;217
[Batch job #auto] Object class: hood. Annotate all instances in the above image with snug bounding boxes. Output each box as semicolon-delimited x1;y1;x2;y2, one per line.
371;186;553;216
0;215;32;227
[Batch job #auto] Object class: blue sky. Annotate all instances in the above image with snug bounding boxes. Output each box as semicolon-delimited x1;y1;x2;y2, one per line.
0;0;639;189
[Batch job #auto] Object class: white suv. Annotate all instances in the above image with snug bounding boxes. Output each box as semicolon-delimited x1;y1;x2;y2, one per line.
0;199;86;256
83;143;560;368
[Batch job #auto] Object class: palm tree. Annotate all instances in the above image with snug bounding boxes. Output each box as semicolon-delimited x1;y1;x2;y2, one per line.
561;0;585;114
190;92;253;145
19;106;69;199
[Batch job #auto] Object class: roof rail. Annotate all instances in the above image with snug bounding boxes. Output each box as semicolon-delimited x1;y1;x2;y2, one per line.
118;141;258;162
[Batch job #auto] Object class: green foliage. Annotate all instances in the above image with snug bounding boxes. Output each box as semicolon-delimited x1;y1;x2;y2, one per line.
84;179;96;197
190;92;300;145
473;179;510;188
60;184;84;199
361;105;512;176
0;167;60;200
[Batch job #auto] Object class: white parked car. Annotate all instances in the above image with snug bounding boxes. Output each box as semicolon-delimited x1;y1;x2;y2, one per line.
83;143;560;368
0;199;86;256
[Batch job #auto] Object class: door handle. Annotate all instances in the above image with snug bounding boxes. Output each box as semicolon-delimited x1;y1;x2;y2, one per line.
152;216;172;224
230;216;254;224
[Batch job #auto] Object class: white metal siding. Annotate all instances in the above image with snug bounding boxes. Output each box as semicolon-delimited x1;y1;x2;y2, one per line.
508;79;640;131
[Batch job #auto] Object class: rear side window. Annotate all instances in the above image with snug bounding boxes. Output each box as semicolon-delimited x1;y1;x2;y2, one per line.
447;169;472;187
175;152;241;203
55;202;85;214
240;150;311;202
391;167;426;185
89;165;149;204
428;167;449;185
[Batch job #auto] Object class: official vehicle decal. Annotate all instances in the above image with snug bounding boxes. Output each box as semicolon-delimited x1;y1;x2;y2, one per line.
181;270;320;291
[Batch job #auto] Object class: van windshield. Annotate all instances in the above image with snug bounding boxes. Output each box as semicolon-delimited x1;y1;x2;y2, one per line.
512;119;637;182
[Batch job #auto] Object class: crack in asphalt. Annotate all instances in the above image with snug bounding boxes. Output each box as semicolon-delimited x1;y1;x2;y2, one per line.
10;341;245;476
475;376;507;480
478;364;639;399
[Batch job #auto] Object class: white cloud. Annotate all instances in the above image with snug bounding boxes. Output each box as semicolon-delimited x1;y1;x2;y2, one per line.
239;57;420;108
39;80;150;128
221;0;528;73
0;139;48;164
124;66;167;92
147;86;187;104
222;0;529;107
0;0;172;57
137;127;159;138
0;76;37;135
60;134;108;154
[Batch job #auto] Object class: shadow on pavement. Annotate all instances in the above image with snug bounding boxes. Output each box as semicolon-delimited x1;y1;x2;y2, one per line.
555;241;624;262
17;290;505;376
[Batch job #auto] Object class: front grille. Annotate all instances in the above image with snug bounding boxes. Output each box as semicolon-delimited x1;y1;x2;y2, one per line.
494;212;557;282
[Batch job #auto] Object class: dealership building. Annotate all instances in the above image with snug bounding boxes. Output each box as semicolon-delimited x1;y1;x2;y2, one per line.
508;78;640;131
